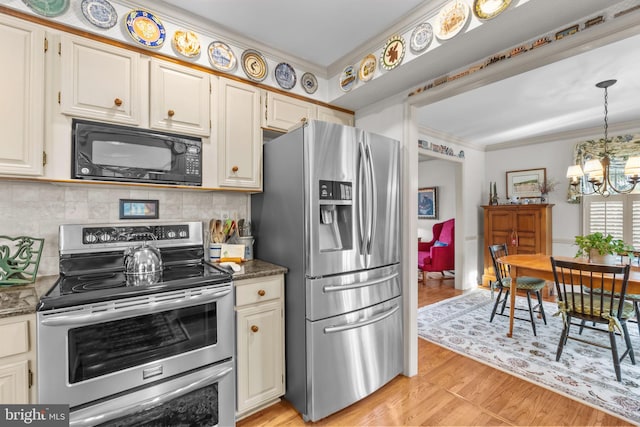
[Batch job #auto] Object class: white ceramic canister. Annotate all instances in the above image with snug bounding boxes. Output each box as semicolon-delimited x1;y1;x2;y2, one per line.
238;236;254;260
209;243;222;262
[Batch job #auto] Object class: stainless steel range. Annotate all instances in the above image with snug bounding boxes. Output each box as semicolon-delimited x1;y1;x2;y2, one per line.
37;221;235;427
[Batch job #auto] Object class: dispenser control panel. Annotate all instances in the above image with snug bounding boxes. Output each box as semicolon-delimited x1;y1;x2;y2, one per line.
319;180;352;200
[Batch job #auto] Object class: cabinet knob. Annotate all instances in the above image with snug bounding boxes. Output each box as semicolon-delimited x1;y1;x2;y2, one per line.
257;289;266;296
251;325;259;333
168;109;175;117
231;166;239;173
114;98;123;107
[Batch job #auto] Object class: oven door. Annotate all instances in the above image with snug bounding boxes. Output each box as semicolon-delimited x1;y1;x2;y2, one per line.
37;283;233;408
70;359;235;427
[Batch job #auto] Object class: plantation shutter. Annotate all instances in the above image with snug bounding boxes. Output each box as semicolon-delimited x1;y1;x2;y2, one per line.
583;195;640;249
633;199;640;248
586;199;624;239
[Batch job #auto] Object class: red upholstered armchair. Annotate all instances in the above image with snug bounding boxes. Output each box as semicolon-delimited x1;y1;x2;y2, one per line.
418;218;454;284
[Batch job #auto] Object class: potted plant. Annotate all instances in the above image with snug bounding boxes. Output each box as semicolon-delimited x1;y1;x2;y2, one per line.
574;232;631;264
536;178;558;202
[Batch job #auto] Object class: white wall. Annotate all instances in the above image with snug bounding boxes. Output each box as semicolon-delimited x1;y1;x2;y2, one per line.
418;160;456;241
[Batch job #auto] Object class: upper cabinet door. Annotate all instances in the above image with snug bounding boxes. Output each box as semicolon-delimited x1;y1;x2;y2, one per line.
59;35;141;125
0;15;45;176
264;92;316;131
149;59;210;136
218;78;262;190
316;106;354;126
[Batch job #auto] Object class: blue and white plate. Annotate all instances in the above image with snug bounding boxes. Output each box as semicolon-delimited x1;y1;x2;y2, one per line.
208;41;237;72
274;63;296;90
125;9;166;48
81;0;117;29
410;22;433;52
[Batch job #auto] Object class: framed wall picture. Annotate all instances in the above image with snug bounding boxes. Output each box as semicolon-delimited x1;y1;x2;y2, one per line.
506;168;546;199
418;187;438;219
119;199;159;219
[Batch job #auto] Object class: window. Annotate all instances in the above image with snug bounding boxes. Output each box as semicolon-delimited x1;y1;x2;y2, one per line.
583;194;640;248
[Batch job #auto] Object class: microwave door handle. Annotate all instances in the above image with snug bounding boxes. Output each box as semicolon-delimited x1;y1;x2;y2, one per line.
70;366;233;427
323;303;399;334
357;140;367;254
40;288;231;327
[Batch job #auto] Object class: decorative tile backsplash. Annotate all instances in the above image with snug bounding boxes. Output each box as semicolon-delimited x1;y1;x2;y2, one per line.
0;181;249;276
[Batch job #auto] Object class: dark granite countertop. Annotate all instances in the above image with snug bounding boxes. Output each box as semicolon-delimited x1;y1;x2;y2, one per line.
0;259;286;318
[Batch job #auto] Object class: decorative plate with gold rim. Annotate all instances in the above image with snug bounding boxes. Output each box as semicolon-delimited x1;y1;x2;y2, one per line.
340;65;357;92
435;0;470;40
473;0;511;20
241;49;268;82
358;54;376;82
22;0;69;17
380;35;405;71
125;9;166;48
208;41;237;72
410;22;433;52
301;72;318;94
172;30;201;58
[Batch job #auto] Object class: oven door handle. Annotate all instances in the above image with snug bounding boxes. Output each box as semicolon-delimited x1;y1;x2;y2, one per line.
69;366;233;427
40;288;232;327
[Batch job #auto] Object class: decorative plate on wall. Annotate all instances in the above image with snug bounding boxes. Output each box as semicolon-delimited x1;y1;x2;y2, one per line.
358;54;376;82
301;72;318;94
81;0;117;29
380;35;405;71
340;65;356;92
125;9;166;48
241;49;268;82
172;30;201;58
410;22;433;52
435;0;470;40
22;0;69;17
473;0;511;20
208;41;237;72
274;62;296;90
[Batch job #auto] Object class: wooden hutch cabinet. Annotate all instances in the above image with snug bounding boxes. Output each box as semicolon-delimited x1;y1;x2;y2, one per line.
482;204;553;286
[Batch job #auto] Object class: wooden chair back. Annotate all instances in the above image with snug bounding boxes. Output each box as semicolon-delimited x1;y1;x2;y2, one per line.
488;244;510;286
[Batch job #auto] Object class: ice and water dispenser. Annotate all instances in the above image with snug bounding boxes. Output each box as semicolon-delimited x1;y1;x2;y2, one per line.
318;180;353;251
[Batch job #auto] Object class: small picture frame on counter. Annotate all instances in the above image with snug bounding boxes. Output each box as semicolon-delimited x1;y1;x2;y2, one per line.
119;199;159;219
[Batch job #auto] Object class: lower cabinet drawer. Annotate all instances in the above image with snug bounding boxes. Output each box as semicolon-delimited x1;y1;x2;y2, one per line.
0;320;29;358
235;276;282;307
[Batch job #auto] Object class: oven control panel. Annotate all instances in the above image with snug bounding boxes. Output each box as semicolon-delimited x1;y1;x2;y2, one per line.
82;225;190;245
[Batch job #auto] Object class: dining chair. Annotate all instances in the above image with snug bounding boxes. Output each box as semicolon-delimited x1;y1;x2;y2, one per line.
488;244;547;336
550;257;636;382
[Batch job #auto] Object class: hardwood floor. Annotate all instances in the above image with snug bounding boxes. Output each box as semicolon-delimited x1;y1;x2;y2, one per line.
237;277;631;426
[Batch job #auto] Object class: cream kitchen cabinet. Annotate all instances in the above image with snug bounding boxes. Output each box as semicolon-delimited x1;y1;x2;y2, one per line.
0;314;36;404
235;275;285;418
217;78;262;190
317;106;354;126
263;91;315;131
0;14;45;176
59;34;141;125
149;59;211;136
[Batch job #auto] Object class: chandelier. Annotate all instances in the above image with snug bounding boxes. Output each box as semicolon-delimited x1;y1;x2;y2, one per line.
566;79;640;197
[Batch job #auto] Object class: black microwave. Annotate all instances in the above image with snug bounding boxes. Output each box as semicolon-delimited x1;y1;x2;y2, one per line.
72;119;202;186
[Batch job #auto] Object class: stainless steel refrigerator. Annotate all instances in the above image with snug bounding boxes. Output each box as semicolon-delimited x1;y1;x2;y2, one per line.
251;120;402;422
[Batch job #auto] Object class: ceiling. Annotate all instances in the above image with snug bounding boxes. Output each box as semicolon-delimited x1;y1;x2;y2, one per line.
147;0;639;149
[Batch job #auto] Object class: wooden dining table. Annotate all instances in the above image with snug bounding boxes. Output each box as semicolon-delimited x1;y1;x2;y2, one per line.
497;254;640;338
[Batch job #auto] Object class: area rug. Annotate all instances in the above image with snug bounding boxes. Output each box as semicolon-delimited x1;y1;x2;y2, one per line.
417;290;640;425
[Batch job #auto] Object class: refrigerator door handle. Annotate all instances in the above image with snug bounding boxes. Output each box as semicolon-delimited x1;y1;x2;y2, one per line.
365;141;377;255
323;303;400;334
357;139;368;254
322;272;399;292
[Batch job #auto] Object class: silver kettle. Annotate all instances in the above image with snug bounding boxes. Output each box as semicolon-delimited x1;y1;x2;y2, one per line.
124;234;163;286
